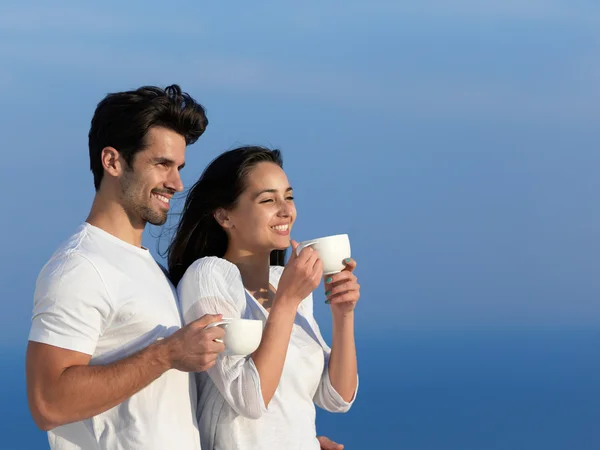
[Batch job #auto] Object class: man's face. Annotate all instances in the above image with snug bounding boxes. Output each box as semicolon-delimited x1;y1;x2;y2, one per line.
119;127;186;226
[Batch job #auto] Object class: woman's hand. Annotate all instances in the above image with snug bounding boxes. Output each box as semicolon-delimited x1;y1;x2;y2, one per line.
275;240;323;307
324;258;360;316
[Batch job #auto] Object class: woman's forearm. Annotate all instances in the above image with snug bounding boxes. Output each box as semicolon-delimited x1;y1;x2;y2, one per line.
327;311;358;402
251;298;297;407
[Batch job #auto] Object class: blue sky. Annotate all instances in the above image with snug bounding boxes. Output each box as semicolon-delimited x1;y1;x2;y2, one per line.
1;0;599;351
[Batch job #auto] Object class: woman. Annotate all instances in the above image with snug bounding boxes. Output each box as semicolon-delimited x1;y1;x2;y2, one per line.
168;146;359;450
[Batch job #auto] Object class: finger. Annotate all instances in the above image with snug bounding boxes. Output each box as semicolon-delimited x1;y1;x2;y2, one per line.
324;271;355;286
191;314;223;328
326;291;360;304
341;258;357;272
296;245;315;263
289;240;299;260
201;326;226;341
198;338;226;354
316;436;334;448
306;248;321;269
312;258;324;282
197;353;222;371
206;340;226;354
198;348;224;363
327;281;359;297
316;436;343;450
197;361;217;372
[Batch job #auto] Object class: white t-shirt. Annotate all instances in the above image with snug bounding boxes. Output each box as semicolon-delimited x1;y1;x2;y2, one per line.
177;257;357;450
28;223;201;450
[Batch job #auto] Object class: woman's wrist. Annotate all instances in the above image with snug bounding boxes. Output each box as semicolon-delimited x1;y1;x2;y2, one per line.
331;308;355;324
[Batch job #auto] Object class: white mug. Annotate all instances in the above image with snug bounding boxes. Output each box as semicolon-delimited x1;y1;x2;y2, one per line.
205;318;263;356
296;234;351;275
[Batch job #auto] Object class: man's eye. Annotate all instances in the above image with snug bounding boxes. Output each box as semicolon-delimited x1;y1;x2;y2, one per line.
286;196;295;201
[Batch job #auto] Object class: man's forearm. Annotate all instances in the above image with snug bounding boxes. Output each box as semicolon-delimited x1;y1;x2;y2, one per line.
30;340;171;430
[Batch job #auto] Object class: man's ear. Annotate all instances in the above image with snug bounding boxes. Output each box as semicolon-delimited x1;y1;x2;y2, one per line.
214;208;233;229
101;147;125;178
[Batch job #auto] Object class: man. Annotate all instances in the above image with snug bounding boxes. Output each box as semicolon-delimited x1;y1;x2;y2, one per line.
26;85;223;449
26;84;344;450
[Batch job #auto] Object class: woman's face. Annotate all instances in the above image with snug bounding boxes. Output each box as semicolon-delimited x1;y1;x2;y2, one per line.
223;162;296;254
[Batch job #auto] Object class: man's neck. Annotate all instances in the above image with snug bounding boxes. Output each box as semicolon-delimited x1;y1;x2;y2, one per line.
86;193;146;248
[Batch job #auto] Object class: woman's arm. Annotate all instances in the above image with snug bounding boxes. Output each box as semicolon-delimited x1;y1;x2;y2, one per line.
322;259;360;402
251;242;323;406
179;247;322;416
328;310;358;402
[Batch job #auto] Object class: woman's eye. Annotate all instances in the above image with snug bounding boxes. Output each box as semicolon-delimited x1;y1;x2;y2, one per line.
286;196;295;201
260;198;274;204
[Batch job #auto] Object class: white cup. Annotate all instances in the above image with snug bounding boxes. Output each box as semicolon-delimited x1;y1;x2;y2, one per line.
205;318;263;356
296;234;351;275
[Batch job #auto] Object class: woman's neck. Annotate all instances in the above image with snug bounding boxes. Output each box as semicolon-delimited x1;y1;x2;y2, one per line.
224;247;272;306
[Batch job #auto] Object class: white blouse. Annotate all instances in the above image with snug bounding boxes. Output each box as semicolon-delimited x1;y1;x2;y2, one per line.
177;257;357;450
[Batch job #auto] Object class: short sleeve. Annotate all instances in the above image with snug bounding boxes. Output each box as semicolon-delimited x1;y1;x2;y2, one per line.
28;253;113;355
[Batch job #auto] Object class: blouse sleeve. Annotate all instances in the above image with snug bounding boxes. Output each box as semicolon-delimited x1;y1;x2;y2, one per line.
300;296;358;413
314;344;358;413
177;257;267;419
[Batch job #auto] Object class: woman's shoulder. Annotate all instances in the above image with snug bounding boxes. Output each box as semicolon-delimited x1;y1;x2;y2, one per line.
179;256;242;290
189;256;239;275
177;257;247;318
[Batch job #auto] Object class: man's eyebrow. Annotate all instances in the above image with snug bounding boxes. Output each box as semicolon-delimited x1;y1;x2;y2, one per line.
151;157;185;170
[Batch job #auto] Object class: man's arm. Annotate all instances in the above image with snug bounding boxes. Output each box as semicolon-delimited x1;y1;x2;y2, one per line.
26;314;224;431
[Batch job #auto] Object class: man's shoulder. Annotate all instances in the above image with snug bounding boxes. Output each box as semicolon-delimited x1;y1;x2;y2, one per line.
37;225;107;284
37;248;101;288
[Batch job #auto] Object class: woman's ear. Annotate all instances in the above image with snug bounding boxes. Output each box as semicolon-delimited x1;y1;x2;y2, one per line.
214;208;233;229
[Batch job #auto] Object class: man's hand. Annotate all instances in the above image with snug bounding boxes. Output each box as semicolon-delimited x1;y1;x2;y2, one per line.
160;314;225;372
26;314;226;431
317;435;344;450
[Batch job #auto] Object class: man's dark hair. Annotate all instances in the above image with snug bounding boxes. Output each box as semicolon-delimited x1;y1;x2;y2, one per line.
88;84;208;190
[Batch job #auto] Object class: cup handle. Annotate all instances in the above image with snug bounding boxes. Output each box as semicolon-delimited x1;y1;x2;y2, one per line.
204;320;230;329
205;320;230;344
296;241;317;255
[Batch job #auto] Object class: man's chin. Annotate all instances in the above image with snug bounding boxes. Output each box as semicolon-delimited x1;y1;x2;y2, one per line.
145;211;168;226
148;219;167;226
